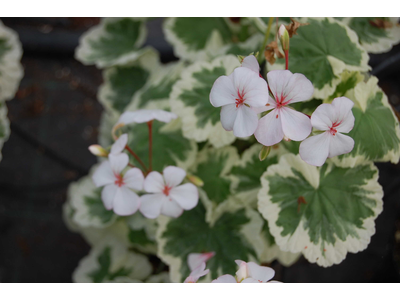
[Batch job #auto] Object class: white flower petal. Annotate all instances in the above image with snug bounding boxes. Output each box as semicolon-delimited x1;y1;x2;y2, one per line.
101;184;117;210
109;153;129;174
331;97;355;133
123;168;144;191
299;132;331;167
110;133;128;154
161;199;183;218
187;252;215;271
92;161;115;187
118;110;177;125
140;193;164;219
311;103;337;131
209;75;236;107
233;105;259;138
143;171;165;193
328;132;355;158
280;107;312;141
163;166;186;188
184;263;209;283
113;187;141;216
241;55;259;74
252;96;276;114
254;109;284;146
235;260;249;282
267;70;293;101
169;183;199;210
211;274;237;283
247;262;275;283
283;73;314;104
241;278;260;283
220;103;238;131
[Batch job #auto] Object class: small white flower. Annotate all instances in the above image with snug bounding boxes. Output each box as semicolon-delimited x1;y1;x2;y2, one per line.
184;262;209;283
117;109;178;126
139;166;199;219
92;152;144;216
299;97;355;166
254;70;314;146
210;66;269;138
188;252;215;271
212;260;276;283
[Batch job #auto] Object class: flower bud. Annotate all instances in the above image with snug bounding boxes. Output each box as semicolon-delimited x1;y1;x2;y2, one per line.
278;24;290;51
88;144;109;157
186;174;204;187
259;145;271;161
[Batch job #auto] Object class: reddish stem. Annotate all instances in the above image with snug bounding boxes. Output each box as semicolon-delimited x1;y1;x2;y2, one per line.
125;145;148;173
284;50;289;70
147;121;153;172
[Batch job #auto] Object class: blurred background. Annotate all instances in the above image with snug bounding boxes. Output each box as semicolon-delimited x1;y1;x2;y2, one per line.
0;17;399;283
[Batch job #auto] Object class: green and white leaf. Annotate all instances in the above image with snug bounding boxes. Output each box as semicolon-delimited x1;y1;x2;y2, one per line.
0;102;10;162
341;17;400;54
72;236;152;282
163;17;258;62
145;272;171;283
98;48;159;113
170;55;240;148
258;154;383;267
324;70;365;103
268;18;370;99
332;76;400;166
67;165;117;228
189;146;239;208
0;20;23;102
127;118;197;173
75;17;148;68
229;143;288;208
126;60;186;111
126;213;158;254
156;198;263;282
259;218;301;267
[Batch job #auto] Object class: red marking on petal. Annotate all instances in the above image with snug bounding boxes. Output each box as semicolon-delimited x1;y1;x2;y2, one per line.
235;88;246;108
114;173;125;187
323;249;326;252
276;114;279;119
163;185;172;196
305;246;308;249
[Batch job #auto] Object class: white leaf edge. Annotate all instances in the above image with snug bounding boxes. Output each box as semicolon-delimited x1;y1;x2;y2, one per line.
170;55;240;148
75;17;148;68
97;47;160;114
155;197;263;283
0;20;24;102
258;153;383;267
0;103;10;162
341;17;400;54
72;235;152;282
267;17;370;100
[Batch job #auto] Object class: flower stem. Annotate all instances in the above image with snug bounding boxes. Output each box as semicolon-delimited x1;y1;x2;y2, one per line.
147;120;153;172
284;50;289;70
257;17;274;64
125;145;148;173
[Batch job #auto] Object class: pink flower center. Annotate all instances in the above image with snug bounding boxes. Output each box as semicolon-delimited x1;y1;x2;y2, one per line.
114;173;125;187
235;89;246;108
163;185;172;196
329;120;342;136
275;92;291;109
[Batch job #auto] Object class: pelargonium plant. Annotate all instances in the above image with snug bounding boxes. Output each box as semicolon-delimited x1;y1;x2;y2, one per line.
63;17;400;282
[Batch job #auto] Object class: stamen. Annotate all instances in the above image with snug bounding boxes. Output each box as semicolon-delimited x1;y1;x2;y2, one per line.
114;174;125;187
163;185;172;196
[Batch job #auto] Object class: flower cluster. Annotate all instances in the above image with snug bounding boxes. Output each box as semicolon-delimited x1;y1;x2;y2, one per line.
210;55;355;166
90;109;199;218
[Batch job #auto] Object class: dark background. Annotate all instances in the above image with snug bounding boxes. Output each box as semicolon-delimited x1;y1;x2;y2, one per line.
0;17;399;283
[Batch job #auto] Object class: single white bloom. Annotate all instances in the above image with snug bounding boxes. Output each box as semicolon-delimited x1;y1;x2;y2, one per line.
184;262;209;283
188;252;215;271
210;66;269;138
254;70;314;146
212;260;276;283
139;166;199;219
117;109;178;127
299;97;355;166
241;55;260;74
92;153;144;216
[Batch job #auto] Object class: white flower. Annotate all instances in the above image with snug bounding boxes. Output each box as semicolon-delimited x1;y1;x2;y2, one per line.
184;262;209;283
210;66;269;138
241;55;260;74
188;252;215;271
212;260;276;283
92;152;144;216
139;166;199;219
299;97;355;166
254;70;314;146
117;109;178;126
